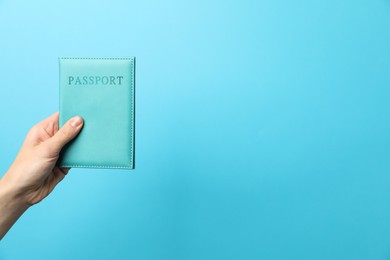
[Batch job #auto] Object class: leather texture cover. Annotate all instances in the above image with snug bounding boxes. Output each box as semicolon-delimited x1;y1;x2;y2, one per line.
58;57;135;169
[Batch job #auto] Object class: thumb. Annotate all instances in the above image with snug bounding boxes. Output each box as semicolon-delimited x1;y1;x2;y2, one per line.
47;116;84;154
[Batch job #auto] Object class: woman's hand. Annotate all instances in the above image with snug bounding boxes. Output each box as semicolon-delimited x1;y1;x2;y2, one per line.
0;112;83;239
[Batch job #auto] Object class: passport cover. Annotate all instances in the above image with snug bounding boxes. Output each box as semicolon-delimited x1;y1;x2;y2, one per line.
58;57;135;169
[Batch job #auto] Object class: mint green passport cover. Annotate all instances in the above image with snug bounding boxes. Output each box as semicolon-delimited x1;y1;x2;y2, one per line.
58;57;135;169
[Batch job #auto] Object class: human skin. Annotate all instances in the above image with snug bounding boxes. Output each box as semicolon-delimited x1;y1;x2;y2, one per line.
0;112;83;240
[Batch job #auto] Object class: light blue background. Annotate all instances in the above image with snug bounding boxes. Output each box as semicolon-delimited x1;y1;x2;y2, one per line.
1;0;390;259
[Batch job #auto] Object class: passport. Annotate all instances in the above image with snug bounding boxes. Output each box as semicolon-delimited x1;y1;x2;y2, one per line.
58;57;135;169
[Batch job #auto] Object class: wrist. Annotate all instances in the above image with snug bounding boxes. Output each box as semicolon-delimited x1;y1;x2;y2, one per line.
0;173;31;240
0;172;32;209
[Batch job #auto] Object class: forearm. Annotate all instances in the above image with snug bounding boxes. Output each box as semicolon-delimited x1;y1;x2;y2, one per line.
0;174;30;240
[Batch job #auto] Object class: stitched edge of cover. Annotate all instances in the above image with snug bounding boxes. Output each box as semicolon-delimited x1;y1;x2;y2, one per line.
60;57;134;60
58;57;135;169
60;165;133;169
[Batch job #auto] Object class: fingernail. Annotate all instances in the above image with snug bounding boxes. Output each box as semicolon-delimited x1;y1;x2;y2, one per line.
70;116;83;127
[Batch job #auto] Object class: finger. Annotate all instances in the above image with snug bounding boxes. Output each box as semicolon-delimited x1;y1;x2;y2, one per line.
46;115;84;154
36;112;60;134
49;168;67;192
38;111;59;126
26;112;60;145
60;167;71;175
